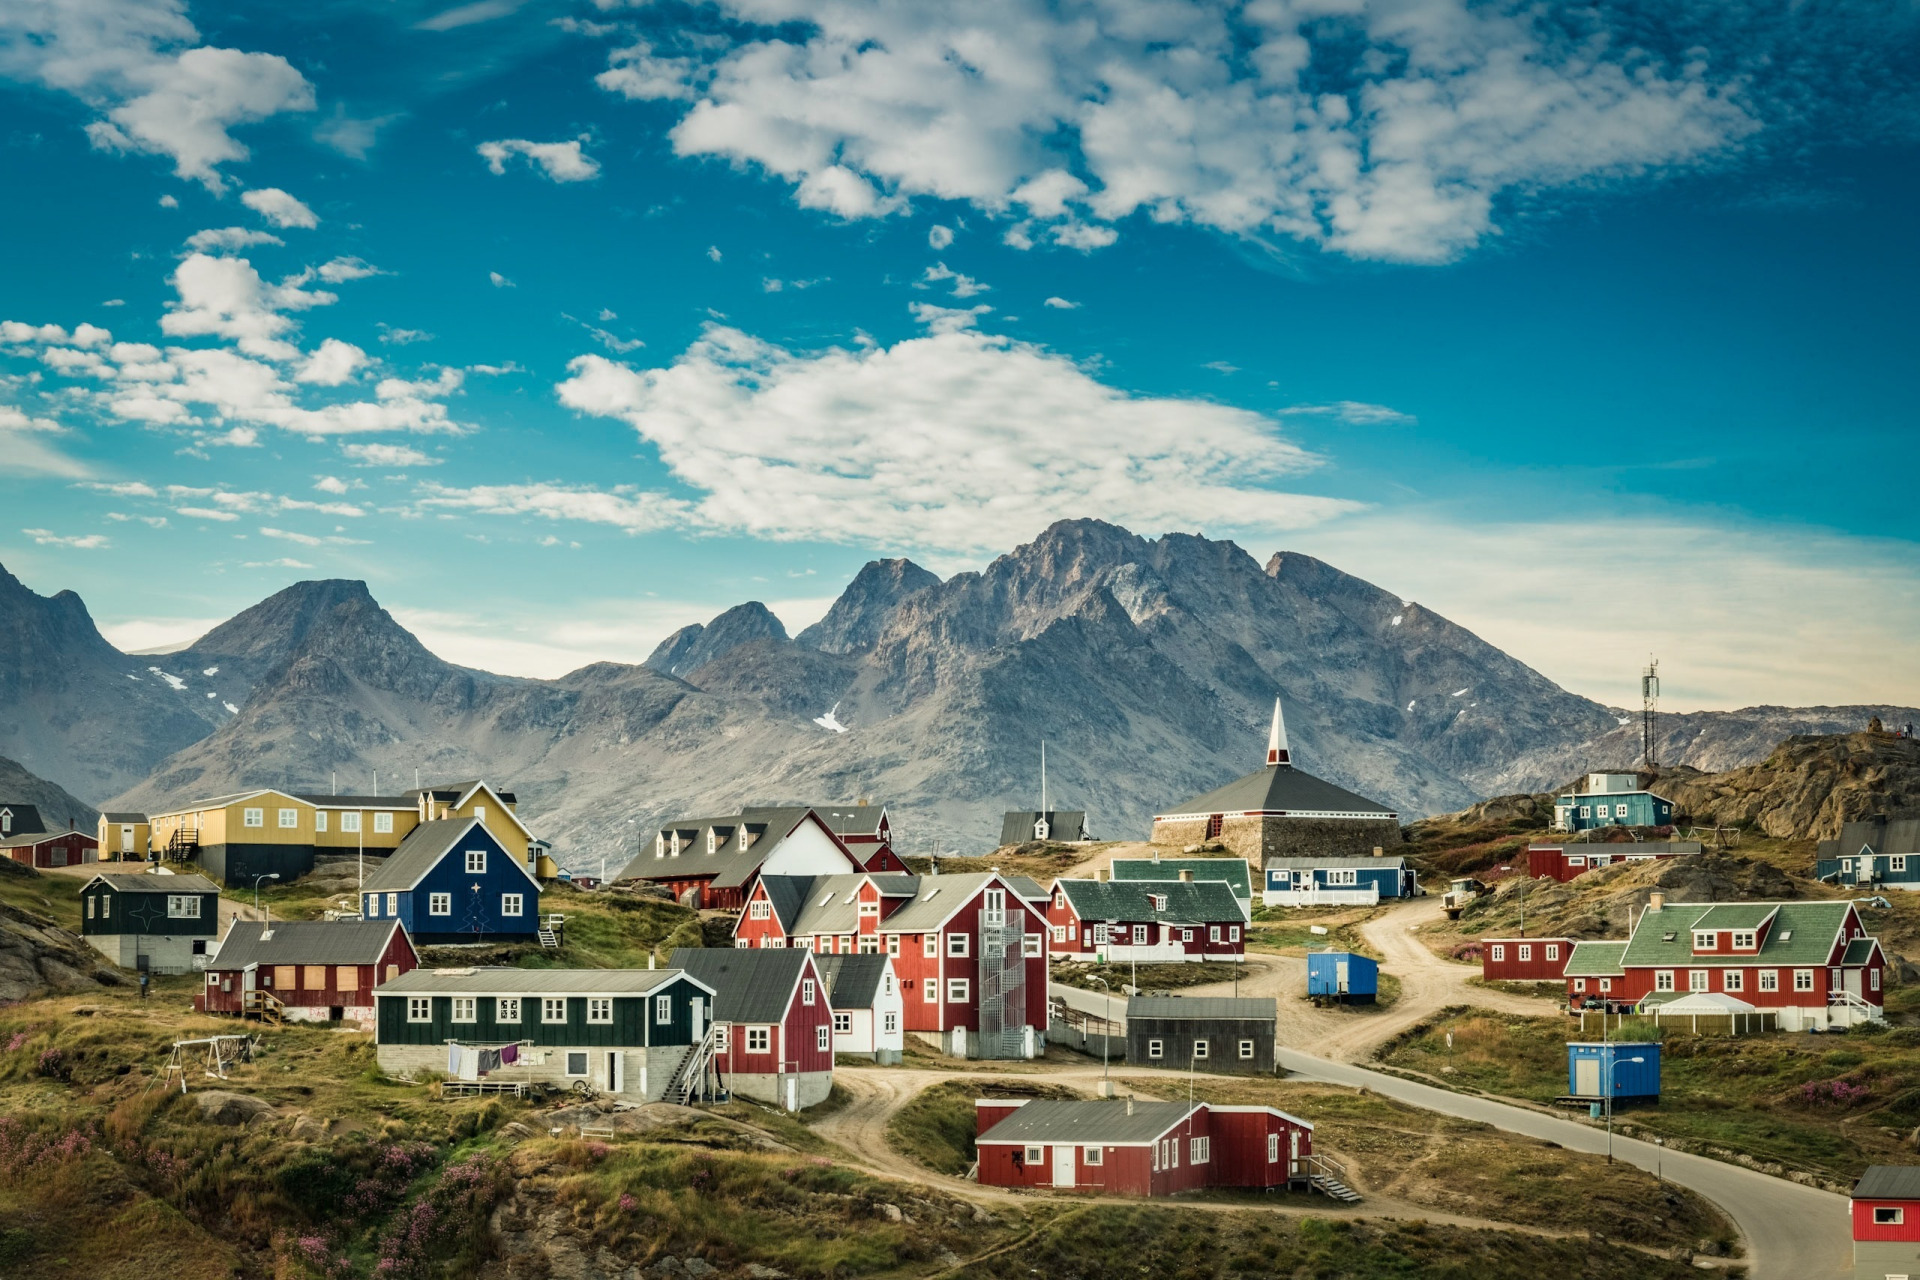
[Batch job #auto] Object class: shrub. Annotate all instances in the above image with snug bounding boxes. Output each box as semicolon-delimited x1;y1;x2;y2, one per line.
1849;1019;1890;1037
1796;1078;1871;1108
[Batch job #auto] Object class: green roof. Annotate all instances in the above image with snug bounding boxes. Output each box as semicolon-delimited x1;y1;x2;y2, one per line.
1109;857;1251;901
1622;901;1855;969
1564;941;1629;977
1843;937;1881;966
1054;878;1244;926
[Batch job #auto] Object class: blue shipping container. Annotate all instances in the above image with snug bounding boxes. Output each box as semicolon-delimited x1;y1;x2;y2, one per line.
1567;1041;1661;1099
1306;951;1378;1003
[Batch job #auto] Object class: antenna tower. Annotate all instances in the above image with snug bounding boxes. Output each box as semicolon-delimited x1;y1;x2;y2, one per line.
1640;657;1660;769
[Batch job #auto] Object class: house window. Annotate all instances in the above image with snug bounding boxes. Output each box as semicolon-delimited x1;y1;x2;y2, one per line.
1599;978;1612;992
501;893;523;917
1084;1145;1103;1166
1132;925;1148;945
746;1027;770;1053
1181;928;1193;943
1147;1039;1164;1060
1693;932;1715;951
1209;926;1221;943
1092;924;1109;945
947;933;969;958
923;934;938;958
750;900;770;920
1023;934;1043;957
407;997;432;1022
1239;1039;1255;1059
1872;968;1881;991
1578;806;1590;819
947;979;970;1002
1150;894;1168;911
1689;970;1709;992
1655;970;1674;991
1573;979;1587;992
1024;1145;1044;1164
834;1013;852;1034
1758;970;1778;991
1615;804;1629;818
587;998;612;1024
86;896;94;919
1875;1207;1904;1225
1732;931;1756;949
465;850;487;875
1068;923;1078;940
342;812;362;833
385;892;397;916
706;829;716;854
452;997;476;1023
1190;1137;1210;1164
498;997;521;1022
1328;869;1358;886
859;935;881;954
374;813;393;834
1193;1040;1209;1059
1518;945;1532;962
429;893;451;916
1545;944;1559;961
1794;969;1815;992
243;807;264;828
1490;945;1505;962
713;1026;729;1052
816;1025;830;1051
1895;856;1910;873
1567;855;1585;866
1270;870;1290;885
1267;1133;1280;1163
278;808;298;829
166;895;201;918
1724;970;1743;992
314;811;327;832
802;979;816;1005
655;995;672;1024
924;980;938;1004
565;1051;588;1077
1052;925;1066;943
858;900;880;918
1230;925;1241;942
542;998;567;1023
883;1012;898;1034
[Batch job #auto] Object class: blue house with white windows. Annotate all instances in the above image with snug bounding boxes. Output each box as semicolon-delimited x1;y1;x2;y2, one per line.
1817;817;1920;892
1554;773;1675;833
359;817;541;945
1262;855;1416;907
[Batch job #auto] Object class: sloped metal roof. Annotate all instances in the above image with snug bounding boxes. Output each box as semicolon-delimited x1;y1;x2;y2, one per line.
1126;996;1276;1021
669;948;813;1024
213;919;403;968
1854;1165;1920;1201
1156;764;1395;820
1056;878;1243;925
814;953;889;1008
85;871;219;895
977;1099;1198;1145
1564;941;1629;977
1110;856;1252;901
377;966;695;996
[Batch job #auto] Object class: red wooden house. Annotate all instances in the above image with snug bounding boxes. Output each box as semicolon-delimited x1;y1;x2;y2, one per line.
737;869;1050;1059
815;805;909;873
1852;1165;1920;1280
1566;895;1887;1030
1525;841;1701;882
670;947;834;1111
1480;937;1574;981
1;803;99;868
975;1098;1313;1196
1045;875;1245;963
614;807;860;910
201;919;417;1026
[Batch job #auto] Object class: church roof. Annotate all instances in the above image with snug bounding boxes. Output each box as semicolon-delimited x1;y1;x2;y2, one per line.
1156;764;1396;821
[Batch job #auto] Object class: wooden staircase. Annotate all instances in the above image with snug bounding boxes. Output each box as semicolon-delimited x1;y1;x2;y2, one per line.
537;914;565;949
1306;1153;1361;1203
241;989;284;1026
664;1027;717;1105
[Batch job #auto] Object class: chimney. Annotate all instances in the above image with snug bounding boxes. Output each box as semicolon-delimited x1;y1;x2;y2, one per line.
1125;1096;1133;1116
1179;869;1194;883
1372;846;1383;857
1648;892;1665;913
648;952;656;970
1097;868;1110;883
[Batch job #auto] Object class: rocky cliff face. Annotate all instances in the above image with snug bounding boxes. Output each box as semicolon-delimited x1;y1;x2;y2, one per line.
0;755;99;832
1653;732;1920;841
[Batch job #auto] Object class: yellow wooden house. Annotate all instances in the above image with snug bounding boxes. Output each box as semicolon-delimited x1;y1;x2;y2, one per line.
96;811;152;862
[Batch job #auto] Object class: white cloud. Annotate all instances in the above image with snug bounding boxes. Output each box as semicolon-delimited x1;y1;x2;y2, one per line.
0;405;90;477
0;3;316;190
378;325;432;345
1298;510;1920;709
21;527;108;548
908;302;992;334
98;616;222;652
240;187;317;228
242;557;313;568
477;136;600;182
489;271;515;288
1284;400;1417;426
529;321;1357;558
313;475;349;494
160;252;335;359
260;525;367;546
185;226;283;252
295;337;367;386
158;194;179;208
81;479;158;497
417;0;525;31
616;0;1766;263
927;224;954;250
316;257;381;284
706;245;722;262
919;262;989;298
340;442;441;468
1043;296;1079;309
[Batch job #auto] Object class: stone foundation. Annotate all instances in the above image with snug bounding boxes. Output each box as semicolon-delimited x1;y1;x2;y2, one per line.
1152;814;1402;865
377;1042;690;1100
721;1069;834;1111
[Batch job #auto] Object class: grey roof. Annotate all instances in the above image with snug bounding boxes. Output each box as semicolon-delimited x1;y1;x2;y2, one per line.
361;818;532;894
0;826;83;848
617;806;835;890
669;948;814;1024
100;811;148;824
977;1099;1199;1145
1564;941;1630;977
774;872;918;936
1263;855;1407;872
1854;1166;1920;1201
214;919;403;968
1534;841;1704;857
403;780;519;806
376;966;698;996
0;804;48;836
999;810;1090;845
813;953;889;1008
294;793;415;808
814;805;887;838
84;872;219;895
1005;875;1048;902
1110;856;1252;901
1126;996;1277;1022
1158;763;1395;821
876;872;1016;934
1055;878;1244;925
1827;818;1920;859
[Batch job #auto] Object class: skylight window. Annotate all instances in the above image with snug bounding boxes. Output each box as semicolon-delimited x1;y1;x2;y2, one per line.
1779;930;1792;941
1661;932;1676;943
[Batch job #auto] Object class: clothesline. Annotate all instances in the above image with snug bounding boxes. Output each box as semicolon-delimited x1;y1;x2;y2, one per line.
448;1041;537;1082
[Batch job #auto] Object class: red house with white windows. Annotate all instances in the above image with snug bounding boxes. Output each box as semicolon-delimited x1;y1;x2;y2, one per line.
1852;1165;1920;1280
814;805;909;874
735;869;1050;1059
614;807;860;910
1045;875;1245;963
1480;937;1574;981
201;919;418;1025
1;803;99;868
669;948;834;1111
974;1098;1314;1196
1525;841;1701;882
1563;894;1887;1030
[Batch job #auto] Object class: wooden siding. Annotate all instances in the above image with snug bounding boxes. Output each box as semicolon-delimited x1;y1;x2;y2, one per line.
376;982;703;1049
1480;938;1573;981
82;882;218;938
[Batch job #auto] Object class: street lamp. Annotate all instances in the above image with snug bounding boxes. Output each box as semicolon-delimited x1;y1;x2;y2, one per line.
1087;974;1112;1088
252;872;280;921
1606;1054;1645;1163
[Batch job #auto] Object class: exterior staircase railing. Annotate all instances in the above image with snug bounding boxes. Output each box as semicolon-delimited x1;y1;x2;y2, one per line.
666;1026;717;1105
1305;1152;1361;1202
241;989;284;1026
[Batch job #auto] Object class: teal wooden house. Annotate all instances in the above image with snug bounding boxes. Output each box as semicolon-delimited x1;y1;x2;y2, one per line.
1554;773;1675;833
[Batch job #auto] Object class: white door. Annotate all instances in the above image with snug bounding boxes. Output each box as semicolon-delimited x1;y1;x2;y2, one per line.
1053;1146;1076;1188
1574;1057;1600;1096
242;964;257;993
1289;1130;1300;1176
785;1076;798;1112
1844;969;1863;998
606;1052;624;1094
121;826;134;853
1335;960;1349;992
691;997;704;1041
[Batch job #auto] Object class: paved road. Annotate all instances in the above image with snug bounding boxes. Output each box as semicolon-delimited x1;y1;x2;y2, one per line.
1280;1048;1851;1280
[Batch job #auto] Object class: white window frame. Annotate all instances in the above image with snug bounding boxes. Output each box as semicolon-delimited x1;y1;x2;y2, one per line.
947;932;969;958
1615;804;1629;818
1723;969;1743;992
1573;979;1587;992
746;1027;770;1053
1147;1038;1164;1060
1022;933;1043;958
542;997;567;1024
1208;925;1221;943
385;891;397;916
1083;1145;1103;1166
1328;869;1358;886
565;1051;588;1077
1239;1039;1255;1060
1517;944;1532;962
713;1025;729;1052
1654;970;1674;991
497;997;521;1023
833;1012;852;1034
1052;925;1066;943
1598;978;1612;992
1693;931;1715;951
1545;944;1559;961
243;807;264;828
407;996;432;1022
1690;969;1710;992
1894;856;1910;873
501;893;523;918
166;895;201;919
802;978;816;1005
1192;1039;1209;1059
816;1025;830;1051
655;995;672;1024
341;812;362;834
923;933;939;958
1872;968;1881;991
1874;1207;1904;1225
1267;1133;1279;1163
373;812;393;834
947;978;969;1003
1758;969;1779;991
587;998;613;1025
1794;969;1815;992
429;893;452;916
924;978;939;1004
1024;1144;1044;1164
451;997;477;1023
1732;930;1756;949
314;810;327;832
1489;944;1505;962
886;933;901;957
278;808;299;829
1229;925;1241;943
1133;924;1148;945
465;850;487;875
749;900;771;920
882;1011;898;1034
1190;1136;1210;1165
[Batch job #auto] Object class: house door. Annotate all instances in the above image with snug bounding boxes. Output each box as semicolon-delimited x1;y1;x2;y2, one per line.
1053;1146;1076;1188
1843;969;1863;998
121;826;134;853
1574;1057;1600;1096
785;1076;798;1112
1335;960;1349;992
690;997;704;1041
606;1052;624;1094
1288;1130;1301;1176
241;964;257;994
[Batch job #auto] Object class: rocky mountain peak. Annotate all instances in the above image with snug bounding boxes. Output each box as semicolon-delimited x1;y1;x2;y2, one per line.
181;579;380;663
645;602;789;677
796;558;941;654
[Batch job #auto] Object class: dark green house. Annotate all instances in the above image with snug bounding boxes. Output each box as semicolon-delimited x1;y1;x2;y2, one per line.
79;872;221;974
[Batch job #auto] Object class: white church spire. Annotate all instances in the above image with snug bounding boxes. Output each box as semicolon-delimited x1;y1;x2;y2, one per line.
1266;698;1291;767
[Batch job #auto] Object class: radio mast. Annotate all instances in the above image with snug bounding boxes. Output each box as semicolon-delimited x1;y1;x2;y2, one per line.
1641;658;1660;768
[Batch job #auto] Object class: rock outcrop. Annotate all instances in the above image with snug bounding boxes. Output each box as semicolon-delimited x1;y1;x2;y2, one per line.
1653;732;1920;841
0;864;109;1003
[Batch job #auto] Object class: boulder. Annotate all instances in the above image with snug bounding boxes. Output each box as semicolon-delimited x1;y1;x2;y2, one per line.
192;1090;276;1126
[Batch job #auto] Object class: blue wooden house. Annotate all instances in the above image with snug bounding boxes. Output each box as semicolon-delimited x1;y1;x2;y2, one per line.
1306;950;1378;1004
1553;773;1675;833
360;817;541;945
1262;855;1415;907
1817;817;1920;892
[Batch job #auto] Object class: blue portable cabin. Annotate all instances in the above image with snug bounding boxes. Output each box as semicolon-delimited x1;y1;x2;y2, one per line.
359;817;541;945
1306;950;1378;1004
1567;1041;1661;1100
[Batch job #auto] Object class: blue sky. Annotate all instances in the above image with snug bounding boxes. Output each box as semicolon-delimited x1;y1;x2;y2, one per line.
1;0;1916;710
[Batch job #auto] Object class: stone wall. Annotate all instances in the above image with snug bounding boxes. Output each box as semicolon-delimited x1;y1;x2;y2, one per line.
84;932;199;975
377;1042;689;1100
724;1068;833;1110
1153;814;1401;863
